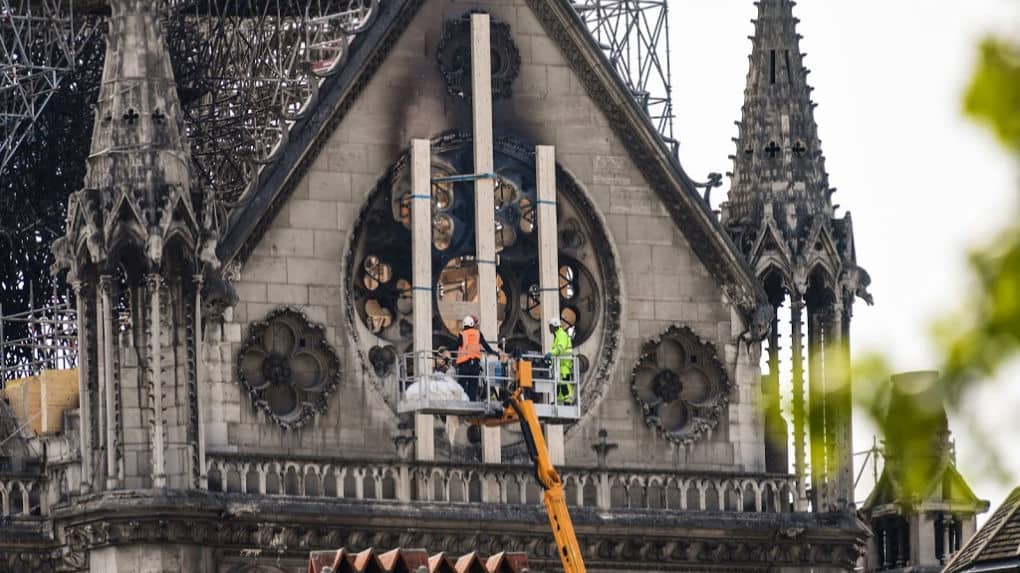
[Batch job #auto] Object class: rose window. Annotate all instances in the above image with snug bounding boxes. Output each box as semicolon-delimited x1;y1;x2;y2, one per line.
631;325;730;445
346;132;620;408
237;308;341;429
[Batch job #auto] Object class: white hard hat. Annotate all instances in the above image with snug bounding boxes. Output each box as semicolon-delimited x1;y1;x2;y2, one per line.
462;315;476;328
548;319;560;328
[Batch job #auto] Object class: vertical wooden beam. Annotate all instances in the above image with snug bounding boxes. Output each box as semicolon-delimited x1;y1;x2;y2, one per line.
72;281;92;493
537;145;559;352
99;275;119;490
148;274;166;488
471;13;501;464
537;145;565;465
411;138;435;462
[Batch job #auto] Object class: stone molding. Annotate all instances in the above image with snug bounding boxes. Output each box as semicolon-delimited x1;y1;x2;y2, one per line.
50;491;866;571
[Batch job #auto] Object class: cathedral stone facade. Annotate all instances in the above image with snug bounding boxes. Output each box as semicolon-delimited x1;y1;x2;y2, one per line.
1;0;886;571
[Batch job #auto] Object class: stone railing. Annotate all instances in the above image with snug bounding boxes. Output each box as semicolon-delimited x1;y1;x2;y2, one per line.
0;473;48;520
205;454;804;513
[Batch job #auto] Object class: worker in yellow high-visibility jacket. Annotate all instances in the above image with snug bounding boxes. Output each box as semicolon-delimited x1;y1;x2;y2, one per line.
545;319;575;405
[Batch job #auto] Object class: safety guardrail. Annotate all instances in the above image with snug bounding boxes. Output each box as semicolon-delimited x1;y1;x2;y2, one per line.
395;350;580;422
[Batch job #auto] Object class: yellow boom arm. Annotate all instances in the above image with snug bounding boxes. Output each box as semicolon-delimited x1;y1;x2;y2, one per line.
476;359;586;573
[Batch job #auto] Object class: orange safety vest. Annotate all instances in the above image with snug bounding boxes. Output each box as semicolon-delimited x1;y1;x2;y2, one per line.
457;328;482;364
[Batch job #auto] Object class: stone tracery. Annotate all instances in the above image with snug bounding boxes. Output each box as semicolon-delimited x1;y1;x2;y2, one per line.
237;308;342;429
631;325;730;445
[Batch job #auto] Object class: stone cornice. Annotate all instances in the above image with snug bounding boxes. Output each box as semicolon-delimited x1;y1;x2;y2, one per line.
48;490;867;571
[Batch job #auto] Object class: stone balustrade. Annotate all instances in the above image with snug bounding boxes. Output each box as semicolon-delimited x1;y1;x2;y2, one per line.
205;453;804;513
0;474;47;519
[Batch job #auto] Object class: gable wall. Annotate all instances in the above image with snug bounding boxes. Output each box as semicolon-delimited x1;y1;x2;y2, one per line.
208;0;764;472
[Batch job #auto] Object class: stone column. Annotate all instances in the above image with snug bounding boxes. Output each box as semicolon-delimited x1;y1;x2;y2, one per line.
98;275;120;490
942;514;952;564
147;274;167;488
824;300;852;508
839;302;855;506
807;305;826;510
789;298;808;507
192;274;207;488
73;281;93;493
911;511;936;566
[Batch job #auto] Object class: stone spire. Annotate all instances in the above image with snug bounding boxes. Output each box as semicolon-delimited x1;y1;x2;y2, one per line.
85;0;191;193
724;0;831;229
55;0;202;278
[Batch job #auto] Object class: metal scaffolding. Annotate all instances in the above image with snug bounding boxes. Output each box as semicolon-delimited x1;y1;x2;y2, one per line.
572;0;674;144
1;0;378;221
0;0;104;176
0;298;77;385
0;0;675;213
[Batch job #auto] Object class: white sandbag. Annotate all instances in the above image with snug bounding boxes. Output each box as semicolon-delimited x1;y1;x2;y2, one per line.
404;372;469;401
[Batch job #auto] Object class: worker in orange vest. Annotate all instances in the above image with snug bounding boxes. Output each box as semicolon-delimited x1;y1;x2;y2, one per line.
455;315;499;401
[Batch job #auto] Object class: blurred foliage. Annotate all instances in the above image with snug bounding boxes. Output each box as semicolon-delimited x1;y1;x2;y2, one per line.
847;36;1020;502
965;39;1020;153
939;38;1020;389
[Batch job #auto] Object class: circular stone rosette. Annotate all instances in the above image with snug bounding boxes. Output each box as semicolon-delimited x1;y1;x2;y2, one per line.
236;308;341;429
436;11;521;100
630;325;730;445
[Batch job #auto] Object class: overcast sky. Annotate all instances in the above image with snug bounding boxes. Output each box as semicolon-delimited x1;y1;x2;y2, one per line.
669;1;1020;517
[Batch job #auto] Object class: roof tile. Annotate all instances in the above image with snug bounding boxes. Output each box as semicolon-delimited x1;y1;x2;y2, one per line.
945;487;1020;573
308;548;529;573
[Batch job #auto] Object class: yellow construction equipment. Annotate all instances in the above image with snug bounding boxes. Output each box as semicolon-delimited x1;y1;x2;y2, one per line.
470;358;586;573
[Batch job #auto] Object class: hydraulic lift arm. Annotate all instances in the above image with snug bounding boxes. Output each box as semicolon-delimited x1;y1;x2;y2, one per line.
477;359;587;573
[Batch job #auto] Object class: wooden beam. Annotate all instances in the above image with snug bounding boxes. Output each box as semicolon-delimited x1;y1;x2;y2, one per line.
411;138;434;462
537;145;559;351
471;13;501;464
537;145;564;465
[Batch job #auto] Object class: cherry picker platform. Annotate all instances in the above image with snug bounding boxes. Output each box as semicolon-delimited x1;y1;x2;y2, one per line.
398;352;588;573
396;350;581;423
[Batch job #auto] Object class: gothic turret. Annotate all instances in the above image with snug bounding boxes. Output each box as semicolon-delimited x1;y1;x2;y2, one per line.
52;0;210;493
722;0;872;514
861;372;988;571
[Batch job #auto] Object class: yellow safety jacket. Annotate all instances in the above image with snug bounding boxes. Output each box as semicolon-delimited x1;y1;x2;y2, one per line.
550;327;573;379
